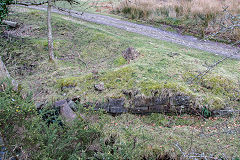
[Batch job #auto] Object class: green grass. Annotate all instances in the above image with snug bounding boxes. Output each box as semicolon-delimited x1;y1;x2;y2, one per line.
1;6;240;159
83;108;240;159
1;6;239;110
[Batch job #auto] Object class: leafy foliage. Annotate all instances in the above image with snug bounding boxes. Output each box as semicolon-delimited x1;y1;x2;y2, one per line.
0;0;13;22
0;79;100;159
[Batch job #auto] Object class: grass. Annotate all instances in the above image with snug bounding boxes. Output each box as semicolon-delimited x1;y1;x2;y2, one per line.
1;82;239;159
1;6;239;110
84;108;240;159
31;0;120;14
0;6;240;159
114;0;240;42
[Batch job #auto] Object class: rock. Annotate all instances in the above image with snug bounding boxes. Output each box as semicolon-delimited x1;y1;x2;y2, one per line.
213;109;240;117
149;105;167;113
122;47;140;61
133;95;153;108
60;101;77;123
67;100;77;112
92;98;127;114
129;107;149;114
36;102;45;110
94;102;109;112
122;89;139;98
170;95;190;106
108;98;127;114
153;97;168;105
94;82;104;91
167;52;179;57
54;100;67;108
0;56;19;91
128;93;192;114
2;20;19;28
61;85;75;91
53;99;78;122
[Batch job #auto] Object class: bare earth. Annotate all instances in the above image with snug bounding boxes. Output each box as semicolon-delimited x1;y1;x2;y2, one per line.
24;6;240;60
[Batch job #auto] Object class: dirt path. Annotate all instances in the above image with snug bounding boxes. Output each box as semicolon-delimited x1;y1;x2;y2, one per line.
24;6;240;59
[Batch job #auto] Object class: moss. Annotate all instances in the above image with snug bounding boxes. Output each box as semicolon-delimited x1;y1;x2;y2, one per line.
204;95;225;110
55;67;136;101
138;80;192;96
113;56;127;67
56;77;78;88
100;66;136;90
183;72;239;110
57;74;94;88
201;75;239;98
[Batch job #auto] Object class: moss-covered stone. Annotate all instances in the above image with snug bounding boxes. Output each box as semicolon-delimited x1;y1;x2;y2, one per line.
204;95;225;110
138;80;192;96
201;75;238;97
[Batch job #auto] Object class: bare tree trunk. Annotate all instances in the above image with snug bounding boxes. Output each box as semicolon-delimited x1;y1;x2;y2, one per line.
47;0;54;62
0;56;18;90
0;56;11;79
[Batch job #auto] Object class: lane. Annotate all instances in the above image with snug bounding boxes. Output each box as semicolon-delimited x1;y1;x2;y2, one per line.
20;5;240;59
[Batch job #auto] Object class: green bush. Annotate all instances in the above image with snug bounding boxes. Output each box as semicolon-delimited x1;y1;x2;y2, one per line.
0;0;13;22
0;79;100;159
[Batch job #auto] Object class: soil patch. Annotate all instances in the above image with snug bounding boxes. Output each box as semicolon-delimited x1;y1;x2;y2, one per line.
2;24;36;38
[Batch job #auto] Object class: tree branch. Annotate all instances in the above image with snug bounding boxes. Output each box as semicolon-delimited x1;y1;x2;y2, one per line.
188;50;239;84
189;7;240;84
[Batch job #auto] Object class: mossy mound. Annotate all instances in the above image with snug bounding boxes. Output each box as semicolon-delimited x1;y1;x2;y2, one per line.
2;7;239;113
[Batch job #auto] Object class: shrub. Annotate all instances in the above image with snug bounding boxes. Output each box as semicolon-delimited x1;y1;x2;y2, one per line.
0;0;13;22
0;79;100;159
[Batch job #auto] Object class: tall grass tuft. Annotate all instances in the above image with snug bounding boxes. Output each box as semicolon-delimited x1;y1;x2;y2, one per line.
115;0;240;41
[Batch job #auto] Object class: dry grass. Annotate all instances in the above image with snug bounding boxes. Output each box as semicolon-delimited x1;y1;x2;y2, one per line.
115;0;240;41
116;0;240;16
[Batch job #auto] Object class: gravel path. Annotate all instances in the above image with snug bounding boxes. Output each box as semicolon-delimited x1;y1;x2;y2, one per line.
24;6;240;60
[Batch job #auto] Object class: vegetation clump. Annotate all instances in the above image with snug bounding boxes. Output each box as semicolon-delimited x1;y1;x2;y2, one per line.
0;79;101;159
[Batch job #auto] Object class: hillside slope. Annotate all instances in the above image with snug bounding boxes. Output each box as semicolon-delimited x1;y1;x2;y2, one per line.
0;6;240;159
